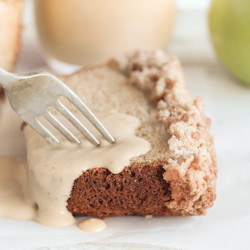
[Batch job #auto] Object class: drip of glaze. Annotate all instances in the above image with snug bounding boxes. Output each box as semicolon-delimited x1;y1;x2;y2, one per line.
78;218;106;232
10;111;151;227
0;157;37;220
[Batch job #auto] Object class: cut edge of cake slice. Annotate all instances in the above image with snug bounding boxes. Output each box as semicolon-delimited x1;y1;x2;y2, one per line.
0;0;23;72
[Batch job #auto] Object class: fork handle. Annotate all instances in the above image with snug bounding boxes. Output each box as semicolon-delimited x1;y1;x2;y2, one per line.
0;67;18;89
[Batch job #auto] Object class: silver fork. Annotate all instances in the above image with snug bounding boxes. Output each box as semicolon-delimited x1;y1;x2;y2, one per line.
0;67;115;146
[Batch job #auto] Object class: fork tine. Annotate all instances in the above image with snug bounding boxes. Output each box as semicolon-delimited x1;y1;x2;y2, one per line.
44;110;80;144
63;92;115;144
28;119;60;144
54;100;100;146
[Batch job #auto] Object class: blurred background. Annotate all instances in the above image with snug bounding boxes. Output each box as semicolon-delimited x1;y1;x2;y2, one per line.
19;0;214;75
19;0;250;87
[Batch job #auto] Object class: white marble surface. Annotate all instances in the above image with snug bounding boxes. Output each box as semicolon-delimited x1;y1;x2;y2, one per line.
176;0;210;10
1;7;250;250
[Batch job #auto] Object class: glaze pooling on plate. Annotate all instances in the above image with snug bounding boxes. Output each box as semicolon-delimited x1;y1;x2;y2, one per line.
78;218;106;232
0;157;36;220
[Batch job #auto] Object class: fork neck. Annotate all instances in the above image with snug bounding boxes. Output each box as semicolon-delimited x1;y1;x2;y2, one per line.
0;67;18;89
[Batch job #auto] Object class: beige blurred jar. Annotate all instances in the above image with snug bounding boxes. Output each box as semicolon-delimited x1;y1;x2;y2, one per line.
35;0;176;66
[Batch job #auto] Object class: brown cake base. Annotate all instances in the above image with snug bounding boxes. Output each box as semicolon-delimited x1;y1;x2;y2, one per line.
67;163;174;217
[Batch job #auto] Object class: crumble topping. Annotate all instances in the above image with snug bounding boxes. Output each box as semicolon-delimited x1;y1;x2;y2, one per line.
111;49;217;215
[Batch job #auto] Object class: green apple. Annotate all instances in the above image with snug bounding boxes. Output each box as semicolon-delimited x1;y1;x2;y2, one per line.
209;0;250;85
